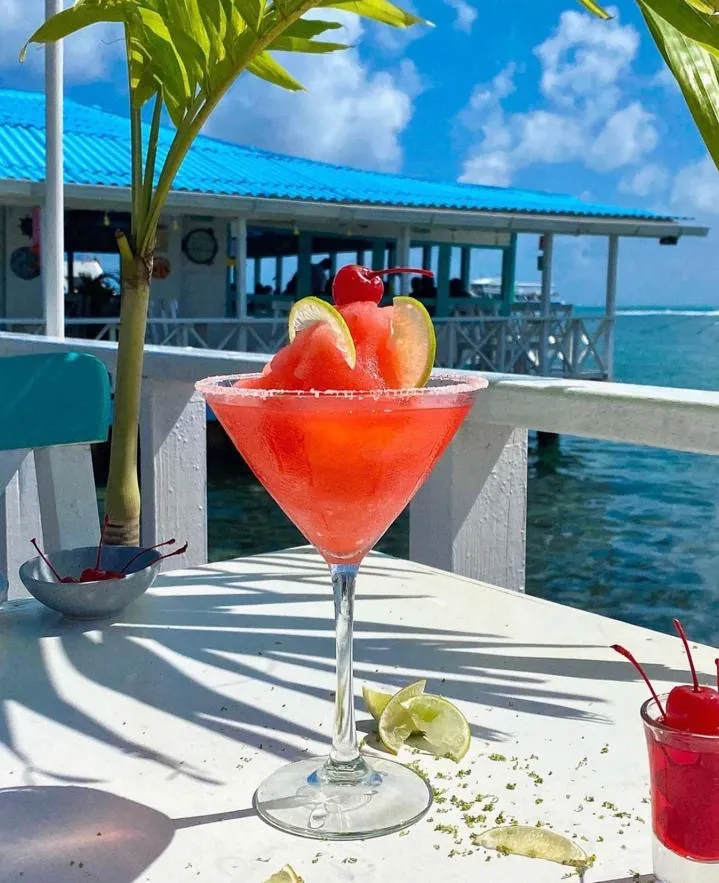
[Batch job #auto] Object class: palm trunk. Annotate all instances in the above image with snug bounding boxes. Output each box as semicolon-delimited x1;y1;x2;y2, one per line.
104;253;152;546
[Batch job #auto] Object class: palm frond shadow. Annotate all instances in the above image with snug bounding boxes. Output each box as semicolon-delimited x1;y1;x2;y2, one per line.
0;560;693;785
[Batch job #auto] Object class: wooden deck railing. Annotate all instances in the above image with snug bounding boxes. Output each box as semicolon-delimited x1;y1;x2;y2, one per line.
2;331;718;597
0;315;611;379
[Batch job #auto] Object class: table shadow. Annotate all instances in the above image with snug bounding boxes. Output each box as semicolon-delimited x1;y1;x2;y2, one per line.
0;786;174;882
0;785;257;883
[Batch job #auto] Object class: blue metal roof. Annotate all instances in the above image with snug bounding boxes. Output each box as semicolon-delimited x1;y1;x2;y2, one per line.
0;88;677;223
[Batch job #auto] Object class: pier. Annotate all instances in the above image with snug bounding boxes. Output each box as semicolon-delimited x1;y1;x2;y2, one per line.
0;89;708;382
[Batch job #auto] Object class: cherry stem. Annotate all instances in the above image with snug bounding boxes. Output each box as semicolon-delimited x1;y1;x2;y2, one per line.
120;538;176;574
673;619;700;692
612;644;666;718
367;267;435;280
96;514;109;571
30;537;65;583
155;542;188;565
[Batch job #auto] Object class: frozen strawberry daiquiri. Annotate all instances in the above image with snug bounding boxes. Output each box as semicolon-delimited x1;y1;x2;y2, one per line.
614;621;719;882
197;266;486;840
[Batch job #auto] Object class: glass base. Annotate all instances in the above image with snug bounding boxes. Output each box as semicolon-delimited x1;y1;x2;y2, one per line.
253;756;433;840
654;833;719;882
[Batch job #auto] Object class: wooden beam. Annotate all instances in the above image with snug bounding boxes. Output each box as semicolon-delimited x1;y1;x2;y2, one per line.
396;227;411;295
605;234;619;380
460;247;471;290
539;233;554;373
500;233;517;317
297;232;313;296
235;217;248;318
436;244;452;317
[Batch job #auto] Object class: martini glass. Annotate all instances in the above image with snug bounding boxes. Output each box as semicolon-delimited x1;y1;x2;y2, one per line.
196;370;487;840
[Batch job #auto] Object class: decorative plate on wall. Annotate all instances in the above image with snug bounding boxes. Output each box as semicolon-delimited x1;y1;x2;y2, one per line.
182;227;218;265
153;255;171;279
10;246;40;280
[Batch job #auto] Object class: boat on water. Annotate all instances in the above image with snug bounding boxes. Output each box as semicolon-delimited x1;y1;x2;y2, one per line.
470;277;564;305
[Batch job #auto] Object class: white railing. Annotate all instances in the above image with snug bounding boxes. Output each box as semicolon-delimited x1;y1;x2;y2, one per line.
1;315;611;379
3;331;717;597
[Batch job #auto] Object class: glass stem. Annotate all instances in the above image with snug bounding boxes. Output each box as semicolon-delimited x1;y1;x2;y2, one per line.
327;563;367;779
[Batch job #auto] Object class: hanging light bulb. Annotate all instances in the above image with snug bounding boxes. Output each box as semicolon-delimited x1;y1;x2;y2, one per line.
293;224;300;236
103;212;110;227
172;218;180;232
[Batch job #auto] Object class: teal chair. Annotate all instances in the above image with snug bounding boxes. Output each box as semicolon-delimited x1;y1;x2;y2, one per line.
0;352;111;601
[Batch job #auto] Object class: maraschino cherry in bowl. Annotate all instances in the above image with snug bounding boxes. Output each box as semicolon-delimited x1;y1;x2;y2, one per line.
615;620;719;883
19;519;187;619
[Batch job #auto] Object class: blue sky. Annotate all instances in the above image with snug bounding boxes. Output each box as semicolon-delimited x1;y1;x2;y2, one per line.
1;0;718;305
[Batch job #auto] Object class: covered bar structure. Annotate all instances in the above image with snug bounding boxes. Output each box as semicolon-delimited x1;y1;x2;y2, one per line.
0;89;708;379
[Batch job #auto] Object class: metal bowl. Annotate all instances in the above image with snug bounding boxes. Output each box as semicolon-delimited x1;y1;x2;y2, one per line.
18;546;161;619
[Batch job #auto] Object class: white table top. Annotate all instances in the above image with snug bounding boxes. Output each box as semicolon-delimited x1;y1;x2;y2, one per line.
0;546;707;883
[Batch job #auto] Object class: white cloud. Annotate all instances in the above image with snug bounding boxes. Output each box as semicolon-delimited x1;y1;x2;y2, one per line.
206;14;416;172
443;0;478;34
0;0;122;83
619;163;669;197
458;9;658;186
671;156;719;215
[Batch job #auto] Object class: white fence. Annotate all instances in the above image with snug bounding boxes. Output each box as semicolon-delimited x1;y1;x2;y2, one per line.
1;315;612;379
2;331;718;599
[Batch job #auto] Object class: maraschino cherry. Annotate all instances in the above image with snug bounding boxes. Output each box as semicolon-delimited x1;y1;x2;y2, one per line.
31;516;188;584
612;619;719;735
332;265;434;307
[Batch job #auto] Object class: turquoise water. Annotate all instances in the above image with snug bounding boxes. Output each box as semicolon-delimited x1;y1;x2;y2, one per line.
207;308;719;646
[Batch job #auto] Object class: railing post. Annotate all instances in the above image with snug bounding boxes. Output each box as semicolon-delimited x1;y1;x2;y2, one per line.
34;446;100;552
409;419;528;591
0;450;42;599
140;379;207;568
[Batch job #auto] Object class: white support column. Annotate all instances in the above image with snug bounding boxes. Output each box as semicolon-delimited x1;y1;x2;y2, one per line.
235;218;248;351
460;247;471;290
538;233;554;374
235;218;248;318
396;227;411;295
274;255;283;296
43;0;64;339
0;450;41;599
605;234;619;380
140;379;207;569
410;420;528;591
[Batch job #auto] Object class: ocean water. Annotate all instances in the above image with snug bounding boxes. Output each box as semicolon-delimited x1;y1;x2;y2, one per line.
207;308;719;646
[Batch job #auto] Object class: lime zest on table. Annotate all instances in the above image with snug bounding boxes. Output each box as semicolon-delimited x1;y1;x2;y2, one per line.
473;825;590;868
263;864;304;883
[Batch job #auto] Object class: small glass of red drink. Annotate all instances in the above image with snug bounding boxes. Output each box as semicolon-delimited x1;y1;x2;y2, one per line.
643;695;719;882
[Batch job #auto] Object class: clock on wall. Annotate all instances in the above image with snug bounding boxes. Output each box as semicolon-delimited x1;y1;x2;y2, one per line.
182;227;218;266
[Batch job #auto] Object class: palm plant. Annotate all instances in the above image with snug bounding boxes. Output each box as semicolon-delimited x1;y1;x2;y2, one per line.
24;0;425;546
580;0;719;170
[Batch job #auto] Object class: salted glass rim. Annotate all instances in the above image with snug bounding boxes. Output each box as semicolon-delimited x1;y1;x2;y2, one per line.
195;369;488;400
641;694;719;742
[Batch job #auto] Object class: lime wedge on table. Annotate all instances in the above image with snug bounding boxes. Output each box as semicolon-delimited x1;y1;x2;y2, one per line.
403;694;471;762
263;865;304;883
362;684;393;722
391;296;436;388
474;826;588;867
377;679;427;753
288;297;356;369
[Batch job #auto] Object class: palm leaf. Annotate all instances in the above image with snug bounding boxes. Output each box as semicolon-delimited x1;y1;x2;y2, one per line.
637;0;719;61
640;1;719;169
577;0;612;18
321;0;427;27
